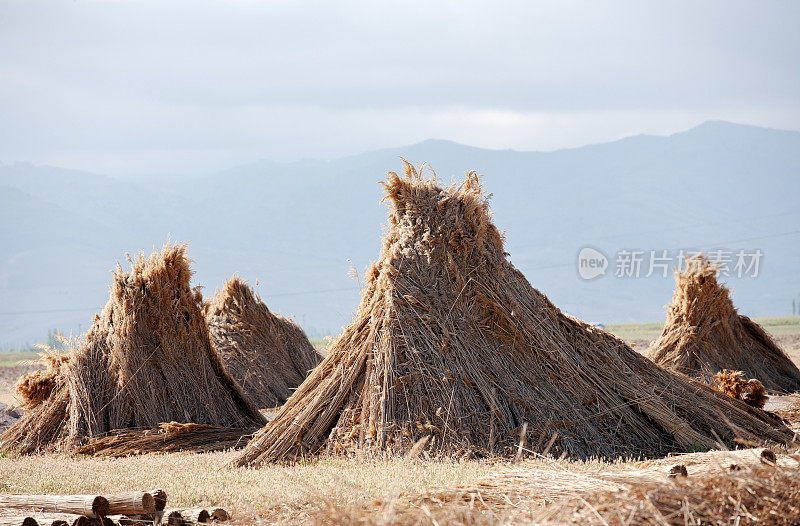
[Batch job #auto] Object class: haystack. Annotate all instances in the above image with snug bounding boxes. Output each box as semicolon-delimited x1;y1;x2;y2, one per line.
0;243;265;454
204;277;321;408
232;162;791;467
646;256;800;393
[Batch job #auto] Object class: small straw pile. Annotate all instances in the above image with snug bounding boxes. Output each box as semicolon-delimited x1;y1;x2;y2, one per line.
232;161;792;467
205;277;321;409
712;370;769;409
647;256;800;393
74;422;259;457
0;243;265;455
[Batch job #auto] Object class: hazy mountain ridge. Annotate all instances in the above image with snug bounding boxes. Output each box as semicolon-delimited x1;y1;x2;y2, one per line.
1;121;798;347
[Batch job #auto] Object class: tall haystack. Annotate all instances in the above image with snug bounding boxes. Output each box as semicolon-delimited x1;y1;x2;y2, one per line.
233;162;791;467
0;243;265;454
646;256;800;393
204;277;321;408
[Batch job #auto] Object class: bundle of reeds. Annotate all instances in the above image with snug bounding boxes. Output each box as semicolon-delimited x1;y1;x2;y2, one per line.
647;256;800;393
232;161;792;467
204;277;321;409
0;243;265;455
75;422;258;457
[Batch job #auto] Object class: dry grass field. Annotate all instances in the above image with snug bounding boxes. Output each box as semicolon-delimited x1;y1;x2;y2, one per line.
1;317;799;524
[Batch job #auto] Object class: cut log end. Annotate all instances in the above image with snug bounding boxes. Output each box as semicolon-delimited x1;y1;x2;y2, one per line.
148;489;167;512
209;509;229;522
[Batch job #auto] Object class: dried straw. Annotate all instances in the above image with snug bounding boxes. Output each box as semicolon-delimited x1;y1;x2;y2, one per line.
74;422;258;457
647;255;800;393
537;460;800;525
0;243;265;455
205;277;321;409
314;448;800;525
232;161;792;467
712;370;769;409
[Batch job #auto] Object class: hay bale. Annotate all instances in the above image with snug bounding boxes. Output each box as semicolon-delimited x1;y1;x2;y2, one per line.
232;161;792;467
647;256;800;393
0;243;265;454
204;277;321;409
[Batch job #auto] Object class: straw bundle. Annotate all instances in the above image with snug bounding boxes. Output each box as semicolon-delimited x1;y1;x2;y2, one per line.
75;422;258;457
232;162;791;467
0;243;265;454
647;256;800;393
204;277;321;408
712;370;768;409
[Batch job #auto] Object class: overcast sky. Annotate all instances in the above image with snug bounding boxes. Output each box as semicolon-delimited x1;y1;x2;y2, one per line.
1;0;799;176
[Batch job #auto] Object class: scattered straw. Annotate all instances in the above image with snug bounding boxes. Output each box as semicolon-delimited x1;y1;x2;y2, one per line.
74;422;259;457
313;449;800;525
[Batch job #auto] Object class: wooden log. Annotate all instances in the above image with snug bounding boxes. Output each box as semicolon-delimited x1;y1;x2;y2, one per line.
28;518;72;526
105;493;155;516
147;489;167;512
162;509;209;525
115;516;157;526
208;509;228;522
183;510;209;524
0;495;109;518
0;517;38;526
160;511;183;526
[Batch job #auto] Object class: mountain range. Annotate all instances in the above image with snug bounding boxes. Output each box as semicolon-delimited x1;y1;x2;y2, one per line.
1;120;799;348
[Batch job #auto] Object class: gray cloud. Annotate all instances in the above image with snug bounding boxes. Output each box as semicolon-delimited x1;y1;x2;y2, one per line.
1;0;798;174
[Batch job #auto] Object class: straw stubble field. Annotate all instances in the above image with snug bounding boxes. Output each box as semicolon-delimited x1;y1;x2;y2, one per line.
1;318;799;524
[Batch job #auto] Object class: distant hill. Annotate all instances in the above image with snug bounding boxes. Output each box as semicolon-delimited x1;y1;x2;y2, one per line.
1;121;799;347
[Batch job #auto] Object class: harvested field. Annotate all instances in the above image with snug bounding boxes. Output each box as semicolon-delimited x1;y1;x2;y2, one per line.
0;185;798;525
1;447;796;524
